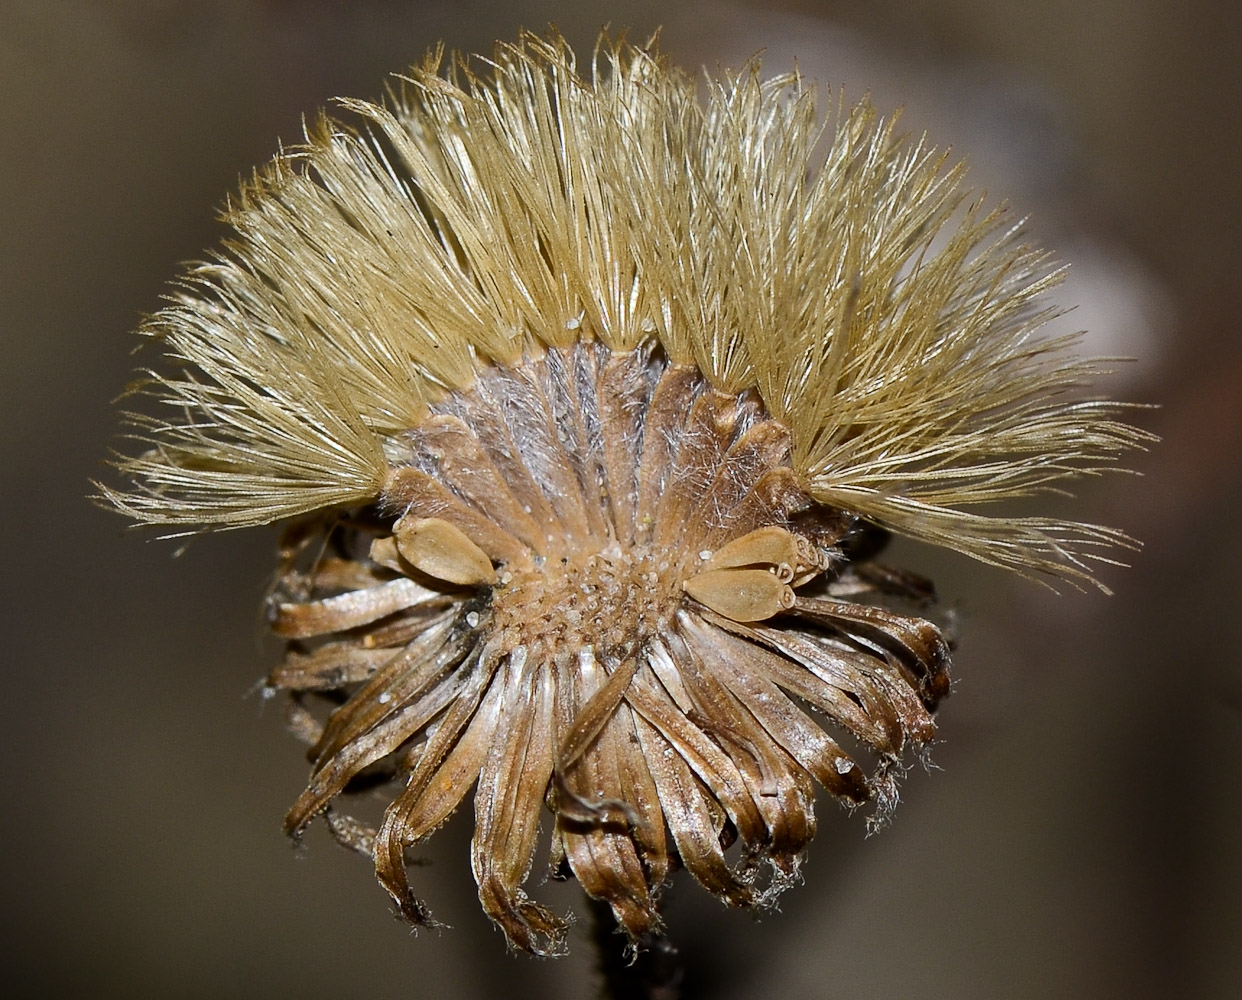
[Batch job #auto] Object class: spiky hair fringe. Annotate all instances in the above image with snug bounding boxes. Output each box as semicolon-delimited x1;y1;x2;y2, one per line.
100;30;1151;586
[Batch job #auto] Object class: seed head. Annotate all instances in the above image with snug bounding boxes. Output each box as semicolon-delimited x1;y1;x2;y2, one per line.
99;31;1151;955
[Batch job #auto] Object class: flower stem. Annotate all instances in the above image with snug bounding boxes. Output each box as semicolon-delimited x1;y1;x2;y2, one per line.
590;897;683;1000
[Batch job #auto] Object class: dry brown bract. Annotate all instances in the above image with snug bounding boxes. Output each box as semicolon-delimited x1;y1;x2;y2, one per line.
268;343;948;952
99;31;1151;955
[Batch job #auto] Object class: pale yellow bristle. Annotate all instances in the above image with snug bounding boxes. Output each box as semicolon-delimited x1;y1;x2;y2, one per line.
101;30;1151;586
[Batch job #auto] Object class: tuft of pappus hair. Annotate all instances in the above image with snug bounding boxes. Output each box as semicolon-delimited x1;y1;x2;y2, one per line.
98;31;1152;955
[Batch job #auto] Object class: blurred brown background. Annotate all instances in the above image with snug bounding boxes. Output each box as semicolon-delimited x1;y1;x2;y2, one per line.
3;1;1239;997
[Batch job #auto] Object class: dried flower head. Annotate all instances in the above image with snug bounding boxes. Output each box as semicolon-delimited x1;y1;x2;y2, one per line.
100;32;1150;955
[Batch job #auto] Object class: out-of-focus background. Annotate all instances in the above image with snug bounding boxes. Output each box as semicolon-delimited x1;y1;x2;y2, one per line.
3;1;1238;997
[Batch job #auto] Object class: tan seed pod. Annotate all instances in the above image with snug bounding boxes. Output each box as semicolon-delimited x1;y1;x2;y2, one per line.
701;525;801;573
393;515;497;586
683;567;798;622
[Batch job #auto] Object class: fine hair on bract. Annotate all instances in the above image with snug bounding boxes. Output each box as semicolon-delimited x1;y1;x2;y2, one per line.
100;31;1151;955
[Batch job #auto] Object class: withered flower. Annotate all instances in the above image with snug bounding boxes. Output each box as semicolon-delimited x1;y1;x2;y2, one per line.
100;32;1150;955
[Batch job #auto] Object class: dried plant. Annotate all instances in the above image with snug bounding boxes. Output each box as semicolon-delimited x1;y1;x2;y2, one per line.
99;32;1150;957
